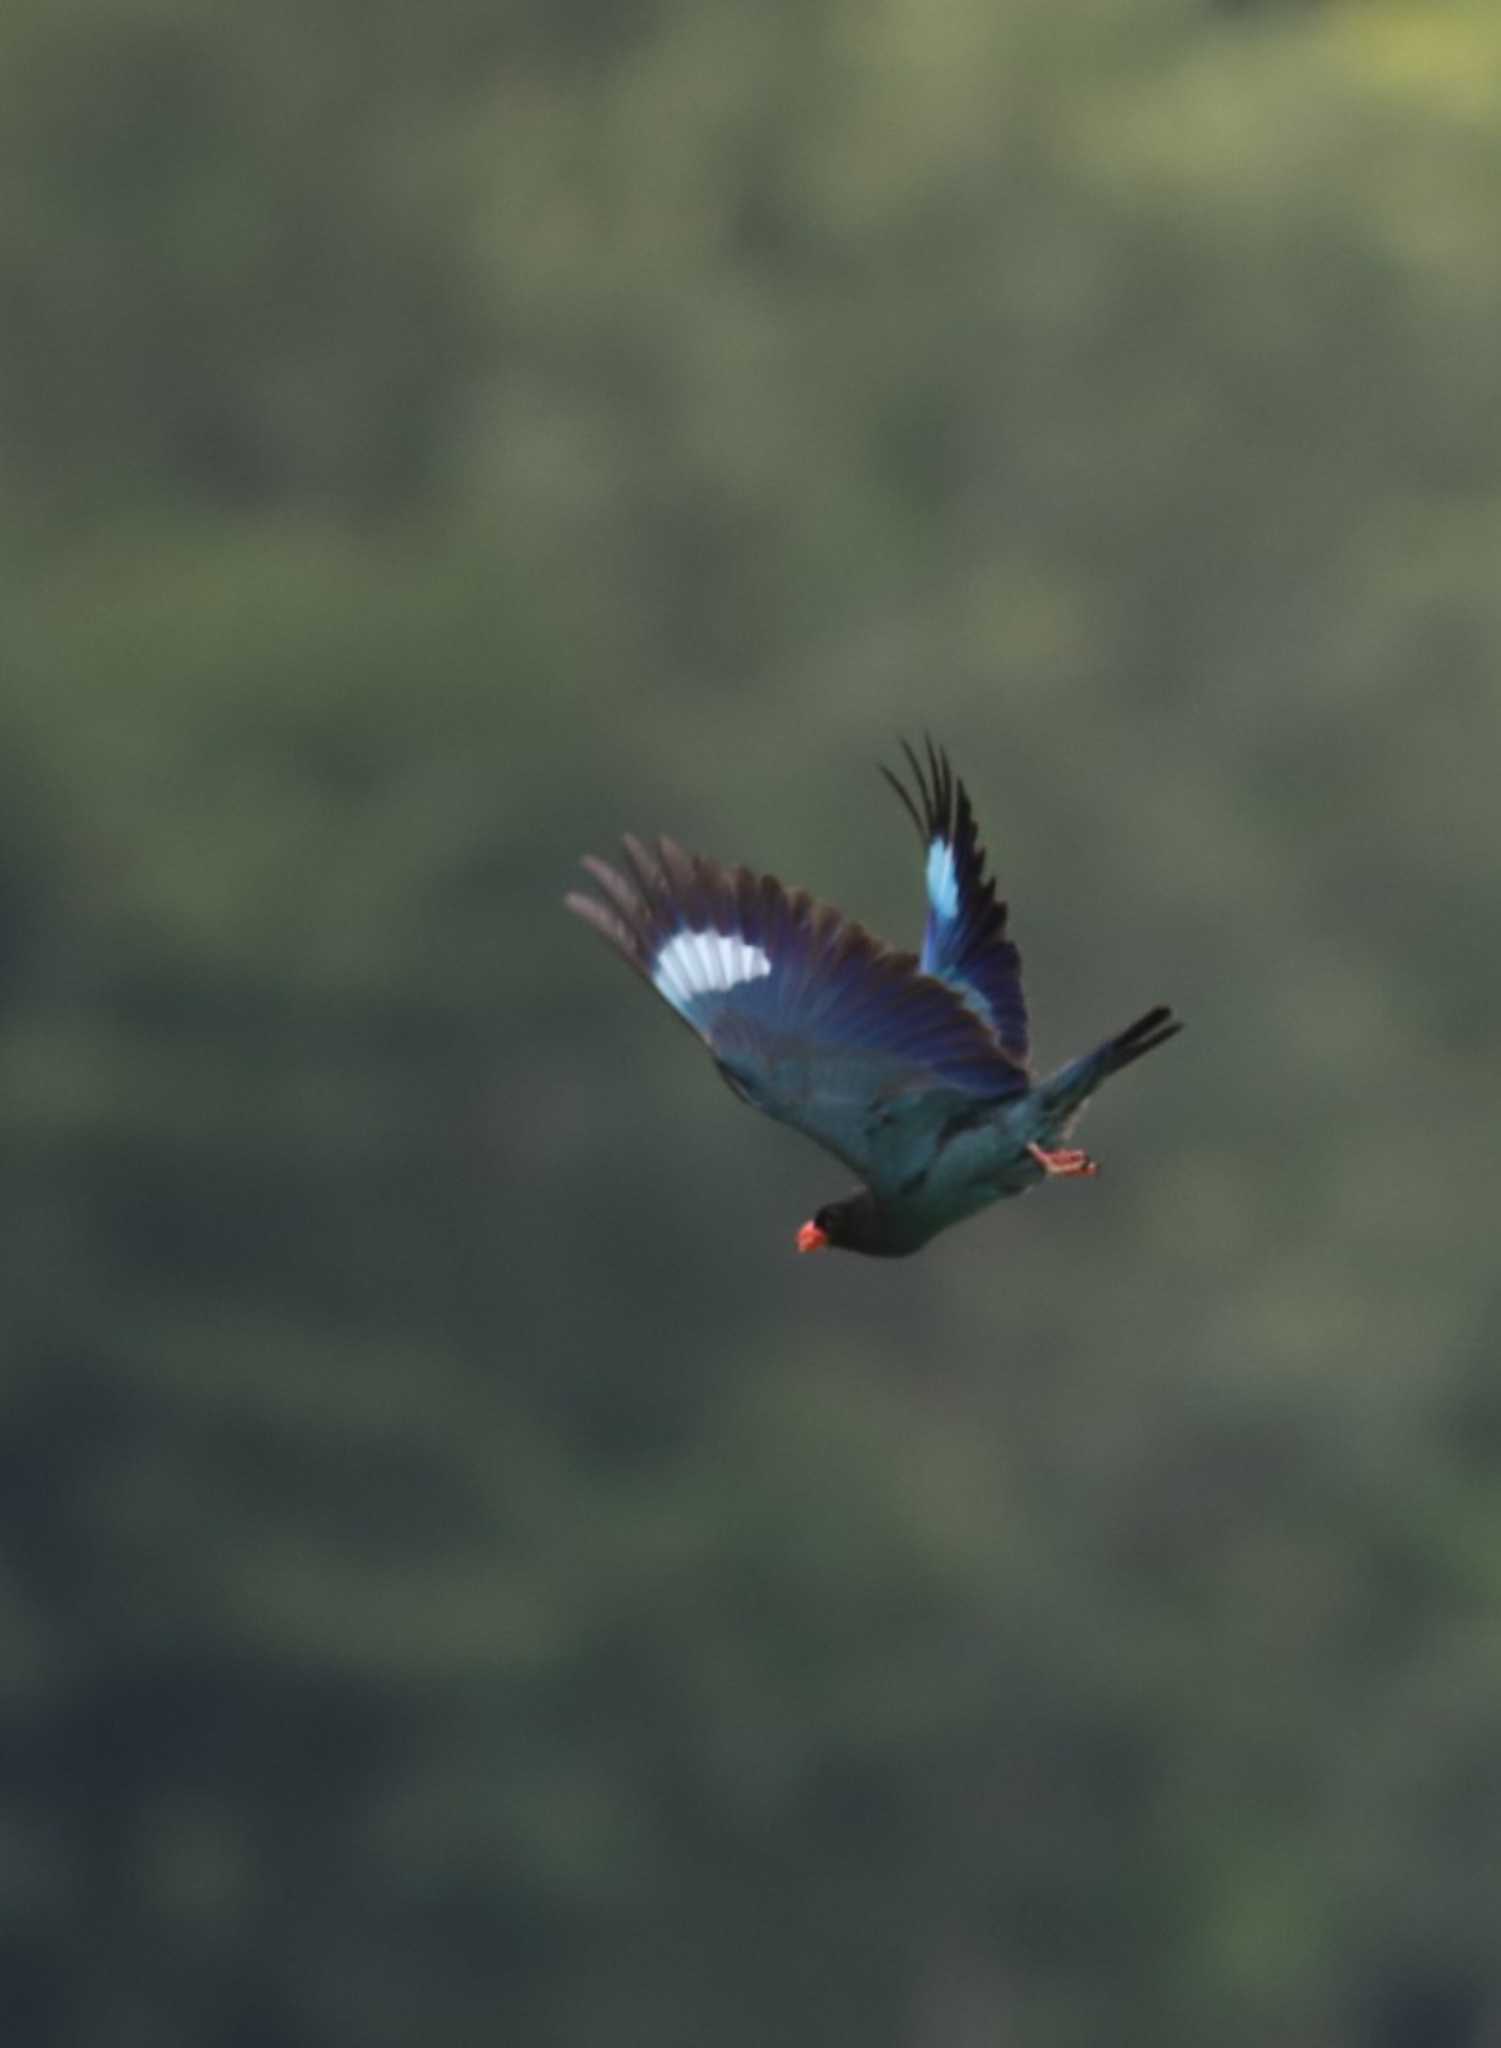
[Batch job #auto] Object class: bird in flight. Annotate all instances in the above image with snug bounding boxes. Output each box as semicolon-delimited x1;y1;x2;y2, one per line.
566;740;1181;1258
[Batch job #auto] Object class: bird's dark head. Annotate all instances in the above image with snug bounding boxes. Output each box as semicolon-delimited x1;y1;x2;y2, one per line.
795;1191;917;1259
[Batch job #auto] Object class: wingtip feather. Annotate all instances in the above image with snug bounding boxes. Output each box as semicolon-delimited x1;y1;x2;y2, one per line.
564;888;640;963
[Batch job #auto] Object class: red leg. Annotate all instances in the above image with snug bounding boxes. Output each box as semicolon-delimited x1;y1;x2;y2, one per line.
1027;1142;1099;1179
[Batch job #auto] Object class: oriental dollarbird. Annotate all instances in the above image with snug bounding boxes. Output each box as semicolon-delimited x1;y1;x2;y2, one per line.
567;741;1181;1258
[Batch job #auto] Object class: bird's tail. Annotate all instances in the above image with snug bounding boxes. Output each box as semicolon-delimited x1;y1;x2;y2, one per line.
1035;1006;1182;1126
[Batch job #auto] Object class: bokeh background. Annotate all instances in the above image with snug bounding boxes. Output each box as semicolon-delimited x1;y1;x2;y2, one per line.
5;0;1501;2041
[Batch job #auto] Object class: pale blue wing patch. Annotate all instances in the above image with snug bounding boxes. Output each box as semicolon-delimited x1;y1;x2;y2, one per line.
925;839;960;925
651;928;773;1018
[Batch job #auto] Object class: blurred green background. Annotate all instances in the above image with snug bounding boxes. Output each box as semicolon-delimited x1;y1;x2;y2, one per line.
5;0;1501;2041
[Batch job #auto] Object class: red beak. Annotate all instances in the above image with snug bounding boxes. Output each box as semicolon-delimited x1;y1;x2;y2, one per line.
796;1220;830;1254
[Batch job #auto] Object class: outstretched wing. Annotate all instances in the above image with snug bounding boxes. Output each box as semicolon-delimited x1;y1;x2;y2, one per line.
566;835;1025;1192
881;738;1030;1066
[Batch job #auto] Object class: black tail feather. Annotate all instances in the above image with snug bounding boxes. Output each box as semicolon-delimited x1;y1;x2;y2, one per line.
1102;1004;1183;1078
1036;1005;1183;1121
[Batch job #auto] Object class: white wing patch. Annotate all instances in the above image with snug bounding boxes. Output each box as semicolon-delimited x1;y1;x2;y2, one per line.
925;839;959;922
652;928;773;1013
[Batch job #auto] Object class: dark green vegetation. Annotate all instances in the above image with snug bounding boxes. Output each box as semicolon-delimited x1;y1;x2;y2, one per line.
3;0;1500;2041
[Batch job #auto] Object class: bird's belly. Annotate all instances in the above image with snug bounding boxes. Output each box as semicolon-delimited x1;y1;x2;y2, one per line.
909;1120;1042;1223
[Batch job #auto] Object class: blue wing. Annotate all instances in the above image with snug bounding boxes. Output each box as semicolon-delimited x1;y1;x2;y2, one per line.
881;739;1030;1066
566;835;1025;1192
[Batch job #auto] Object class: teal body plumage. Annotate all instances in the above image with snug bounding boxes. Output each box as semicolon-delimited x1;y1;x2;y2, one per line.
567;741;1181;1258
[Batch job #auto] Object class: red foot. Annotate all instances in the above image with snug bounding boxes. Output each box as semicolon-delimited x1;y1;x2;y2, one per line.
1027;1142;1099;1179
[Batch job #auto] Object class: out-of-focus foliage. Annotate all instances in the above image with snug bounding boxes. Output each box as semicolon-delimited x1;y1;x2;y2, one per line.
3;0;1501;2042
